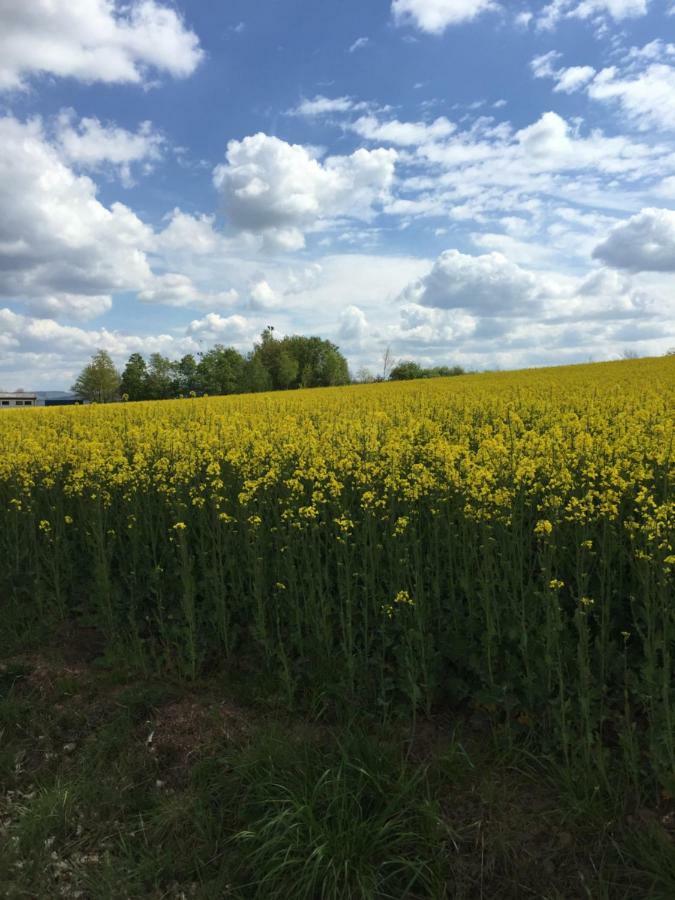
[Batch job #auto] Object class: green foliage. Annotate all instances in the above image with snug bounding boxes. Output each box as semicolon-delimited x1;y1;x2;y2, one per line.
281;335;350;388
172;353;199;395
275;348;300;389
390;361;425;380
120;353;148;402
113;329;351;402
145;353;175;401
243;352;273;393
248;329;349;391
429;364;465;377
196;345;246;395
390;361;465;380
71;349;121;402
230;733;447;899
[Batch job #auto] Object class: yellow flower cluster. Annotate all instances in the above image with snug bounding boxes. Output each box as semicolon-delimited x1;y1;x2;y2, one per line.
382;590;415;619
0;357;671;552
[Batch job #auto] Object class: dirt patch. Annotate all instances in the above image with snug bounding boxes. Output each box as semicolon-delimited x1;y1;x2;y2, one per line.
145;697;254;784
1;620;105;701
53;621;107;665
628;795;675;843
438;769;594;899
0;654;89;698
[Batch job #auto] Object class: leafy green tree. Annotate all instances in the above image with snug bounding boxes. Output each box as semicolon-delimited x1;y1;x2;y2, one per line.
390;361;425;381
120;353;148;401
250;327;281;385
242;354;272;393
251;330;349;390
172;354;199;395
322;346;350;386
248;328;287;390
196;345;246;395
428;365;464;377
145;353;175;400
390;361;465;381
72;350;121;403
283;335;349;388
275;348;300;389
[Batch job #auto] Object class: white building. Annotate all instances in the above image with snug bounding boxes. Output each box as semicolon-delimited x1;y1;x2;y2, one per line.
0;392;44;409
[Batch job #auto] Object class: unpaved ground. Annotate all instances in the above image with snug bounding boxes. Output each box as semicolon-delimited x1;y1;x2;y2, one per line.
1;647;674;899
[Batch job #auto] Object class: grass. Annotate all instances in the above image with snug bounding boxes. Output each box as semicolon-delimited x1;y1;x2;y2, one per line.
2;635;675;899
228;731;447;898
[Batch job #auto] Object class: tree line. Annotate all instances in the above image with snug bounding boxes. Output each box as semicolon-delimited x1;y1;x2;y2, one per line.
72;328;350;403
71;329;465;403
389;361;465;381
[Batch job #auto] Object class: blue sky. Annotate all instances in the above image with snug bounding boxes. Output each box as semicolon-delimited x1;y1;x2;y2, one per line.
0;0;674;388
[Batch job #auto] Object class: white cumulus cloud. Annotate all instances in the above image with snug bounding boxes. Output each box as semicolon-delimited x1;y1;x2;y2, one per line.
593;208;675;271
390;245;669;371
400;250;541;316
0;0;203;91
156;210;222;255
213;133;397;249
339;305;370;341
249;279;280;310
554;66;597;93
186;313;253;343
54;110;164;186
138;273;240;309
0;115;154;318
538;0;649;30
351;114;455;146
291;96;363;117
532;57;598;93
533;42;675;130
392;0;498;34
0;306;192;361
589;62;675;132
20;293;113;321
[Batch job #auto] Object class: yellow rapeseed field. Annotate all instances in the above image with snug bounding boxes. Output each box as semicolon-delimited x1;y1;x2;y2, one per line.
1;357;673;776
